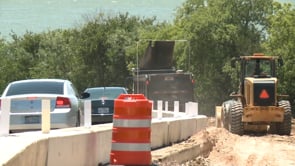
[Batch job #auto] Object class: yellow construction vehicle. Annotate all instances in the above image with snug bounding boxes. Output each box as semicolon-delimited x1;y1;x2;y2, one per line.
216;53;292;135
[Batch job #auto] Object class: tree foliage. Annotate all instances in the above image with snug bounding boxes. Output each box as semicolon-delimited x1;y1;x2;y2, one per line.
0;0;294;116
263;2;295;115
173;0;273;114
0;13;156;93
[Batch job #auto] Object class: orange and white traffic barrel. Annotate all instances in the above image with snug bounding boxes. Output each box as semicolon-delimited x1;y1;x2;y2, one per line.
110;94;152;166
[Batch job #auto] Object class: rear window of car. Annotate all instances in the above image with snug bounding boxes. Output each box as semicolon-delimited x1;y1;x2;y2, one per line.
5;81;64;96
86;88;126;100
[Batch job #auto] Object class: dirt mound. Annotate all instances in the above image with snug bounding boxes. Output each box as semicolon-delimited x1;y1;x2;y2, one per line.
206;128;295;166
155;118;295;166
189;119;295;166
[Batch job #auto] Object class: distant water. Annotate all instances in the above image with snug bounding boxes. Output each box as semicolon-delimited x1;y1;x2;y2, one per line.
0;0;293;40
0;0;185;40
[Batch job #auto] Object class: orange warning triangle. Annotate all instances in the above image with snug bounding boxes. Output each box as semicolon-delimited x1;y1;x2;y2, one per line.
259;89;269;99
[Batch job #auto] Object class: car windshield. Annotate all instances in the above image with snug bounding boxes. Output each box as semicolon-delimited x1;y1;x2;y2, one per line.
86;88;126;100
5;81;64;96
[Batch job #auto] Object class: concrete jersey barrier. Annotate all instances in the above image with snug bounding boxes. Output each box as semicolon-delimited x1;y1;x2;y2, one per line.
0;114;207;166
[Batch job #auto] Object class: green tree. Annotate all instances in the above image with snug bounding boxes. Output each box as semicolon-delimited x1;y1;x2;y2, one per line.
73;13;157;92
263;2;295;116
29;30;81;79
0;12;159;93
0;32;41;91
1;0;294;117
173;0;273;115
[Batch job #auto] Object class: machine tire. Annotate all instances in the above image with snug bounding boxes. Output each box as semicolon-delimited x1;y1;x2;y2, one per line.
277;100;292;135
222;100;235;130
229;101;244;135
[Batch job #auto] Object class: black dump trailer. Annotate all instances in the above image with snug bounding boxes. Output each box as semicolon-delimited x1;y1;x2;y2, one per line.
132;40;195;112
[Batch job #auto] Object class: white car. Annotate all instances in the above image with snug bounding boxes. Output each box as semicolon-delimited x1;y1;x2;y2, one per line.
0;79;83;132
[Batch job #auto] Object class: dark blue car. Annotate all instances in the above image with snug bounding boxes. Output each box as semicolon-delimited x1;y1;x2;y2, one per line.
81;87;127;124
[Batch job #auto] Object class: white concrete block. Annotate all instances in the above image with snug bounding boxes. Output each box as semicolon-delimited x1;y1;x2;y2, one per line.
180;118;197;140
167;119;181;144
151;120;168;149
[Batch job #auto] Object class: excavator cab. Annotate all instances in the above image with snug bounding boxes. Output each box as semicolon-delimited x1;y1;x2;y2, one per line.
245;59;271;77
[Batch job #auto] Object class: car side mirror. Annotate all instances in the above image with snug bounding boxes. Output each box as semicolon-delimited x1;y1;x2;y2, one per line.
81;92;90;99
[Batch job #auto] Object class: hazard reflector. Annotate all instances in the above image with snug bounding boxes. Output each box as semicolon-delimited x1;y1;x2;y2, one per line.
259;89;269;99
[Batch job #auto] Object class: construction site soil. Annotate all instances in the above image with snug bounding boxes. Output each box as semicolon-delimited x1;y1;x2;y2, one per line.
153;118;295;166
